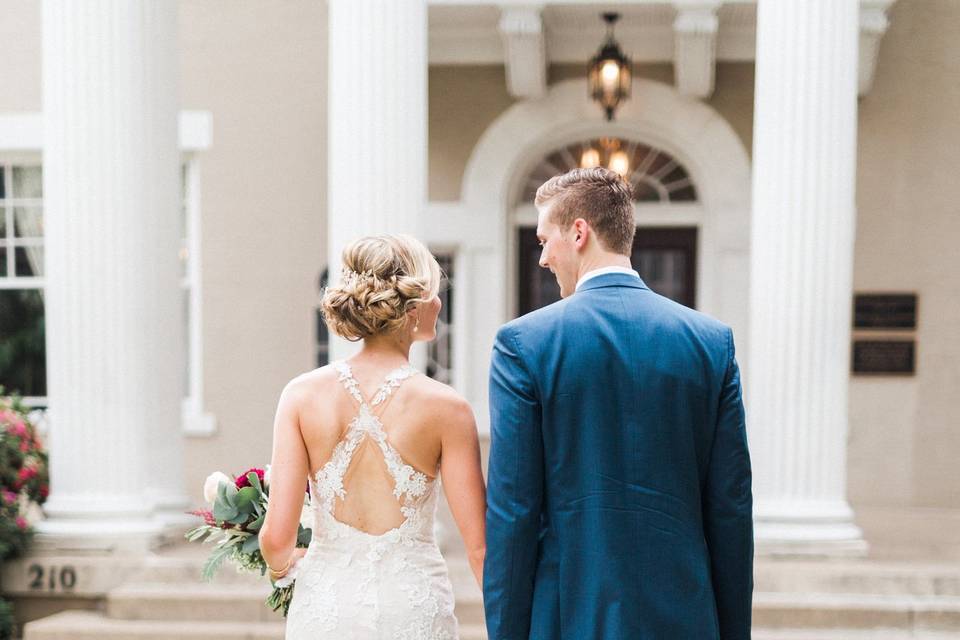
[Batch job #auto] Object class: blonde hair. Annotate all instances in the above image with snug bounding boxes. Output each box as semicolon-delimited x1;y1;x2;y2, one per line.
321;234;441;341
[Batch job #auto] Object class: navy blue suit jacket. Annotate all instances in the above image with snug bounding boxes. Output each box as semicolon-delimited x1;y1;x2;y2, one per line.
483;272;753;639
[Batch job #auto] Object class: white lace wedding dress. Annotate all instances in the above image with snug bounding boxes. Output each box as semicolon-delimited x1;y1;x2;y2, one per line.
284;360;459;639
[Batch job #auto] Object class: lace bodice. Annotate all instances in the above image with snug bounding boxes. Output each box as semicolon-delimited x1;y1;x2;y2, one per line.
285;360;457;639
307;360;439;544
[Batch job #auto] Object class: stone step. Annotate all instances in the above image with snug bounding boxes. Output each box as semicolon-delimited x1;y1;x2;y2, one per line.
754;559;960;596
107;580;486;626
104;582;960;632
752;631;960;640
23;610;489;640
753;591;960;631
23;610;286;640
25;609;960;640
133;549;960;597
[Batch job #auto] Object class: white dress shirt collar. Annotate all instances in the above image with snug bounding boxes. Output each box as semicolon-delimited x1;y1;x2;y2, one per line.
575;265;641;292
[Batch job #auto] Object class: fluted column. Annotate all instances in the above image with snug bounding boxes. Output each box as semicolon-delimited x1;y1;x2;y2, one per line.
39;1;185;551
747;0;867;555
327;0;427;362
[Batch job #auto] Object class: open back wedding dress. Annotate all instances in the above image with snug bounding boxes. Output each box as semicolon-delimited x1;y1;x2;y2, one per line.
284;360;459;639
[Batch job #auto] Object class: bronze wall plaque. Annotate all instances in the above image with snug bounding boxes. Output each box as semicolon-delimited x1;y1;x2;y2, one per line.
852;340;915;375
854;294;917;329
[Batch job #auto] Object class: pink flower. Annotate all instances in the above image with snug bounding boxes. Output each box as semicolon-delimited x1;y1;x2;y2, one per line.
2;490;16;505
186;508;217;527
234;467;265;489
15;516;27;530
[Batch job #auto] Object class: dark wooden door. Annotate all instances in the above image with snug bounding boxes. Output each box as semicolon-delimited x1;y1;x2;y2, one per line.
517;226;697;316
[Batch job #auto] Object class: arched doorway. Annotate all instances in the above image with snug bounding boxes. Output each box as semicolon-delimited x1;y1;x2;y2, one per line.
430;78;750;423
514;136;701;315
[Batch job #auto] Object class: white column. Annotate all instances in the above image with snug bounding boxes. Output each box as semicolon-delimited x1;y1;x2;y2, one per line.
747;0;867;555
39;1;186;551
327;0;427;363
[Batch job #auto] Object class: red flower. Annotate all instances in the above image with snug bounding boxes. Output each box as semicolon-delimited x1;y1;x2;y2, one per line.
39;484;49;499
234;467;265;489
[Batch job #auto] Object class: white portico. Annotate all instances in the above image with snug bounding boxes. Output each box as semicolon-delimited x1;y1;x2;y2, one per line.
5;0;960;637
22;0;898;573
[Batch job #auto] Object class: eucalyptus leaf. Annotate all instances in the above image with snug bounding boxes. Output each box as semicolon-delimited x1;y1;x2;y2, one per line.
235;486;257;510
241;533;261;554
247;471;263;495
297;525;313;546
213;500;239;522
248;513;265;532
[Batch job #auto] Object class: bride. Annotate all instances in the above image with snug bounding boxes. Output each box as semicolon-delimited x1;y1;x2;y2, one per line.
258;234;487;639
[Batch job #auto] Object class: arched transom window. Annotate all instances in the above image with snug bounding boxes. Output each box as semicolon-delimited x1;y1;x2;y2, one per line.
520;137;698;204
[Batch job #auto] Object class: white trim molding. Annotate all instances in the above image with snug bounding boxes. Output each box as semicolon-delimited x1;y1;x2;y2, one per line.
0;110;213;152
498;5;547;98
672;1;720;98
859;0;895;96
429;1;896;99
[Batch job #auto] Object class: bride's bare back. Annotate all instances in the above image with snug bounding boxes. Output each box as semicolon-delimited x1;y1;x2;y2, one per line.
296;359;474;538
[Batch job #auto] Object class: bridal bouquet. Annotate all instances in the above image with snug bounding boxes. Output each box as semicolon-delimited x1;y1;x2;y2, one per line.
184;465;312;616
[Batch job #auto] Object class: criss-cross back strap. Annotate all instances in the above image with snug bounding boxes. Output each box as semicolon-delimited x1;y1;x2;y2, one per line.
332;360;418;418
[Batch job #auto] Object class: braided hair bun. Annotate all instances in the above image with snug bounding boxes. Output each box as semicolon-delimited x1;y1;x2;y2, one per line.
321;234;441;341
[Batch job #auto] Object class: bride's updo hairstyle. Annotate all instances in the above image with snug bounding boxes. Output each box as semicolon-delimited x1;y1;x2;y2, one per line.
321;234;441;341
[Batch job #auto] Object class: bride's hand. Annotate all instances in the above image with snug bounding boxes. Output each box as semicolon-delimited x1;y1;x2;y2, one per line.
269;546;307;581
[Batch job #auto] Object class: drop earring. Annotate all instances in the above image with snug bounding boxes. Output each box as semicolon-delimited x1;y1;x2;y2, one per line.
414;311;421;333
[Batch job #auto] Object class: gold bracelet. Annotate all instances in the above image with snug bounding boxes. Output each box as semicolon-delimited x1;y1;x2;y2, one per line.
267;553;292;576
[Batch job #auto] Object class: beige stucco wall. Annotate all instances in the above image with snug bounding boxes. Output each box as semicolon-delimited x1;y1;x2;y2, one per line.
0;1;41;111
178;0;327;507
849;0;960;509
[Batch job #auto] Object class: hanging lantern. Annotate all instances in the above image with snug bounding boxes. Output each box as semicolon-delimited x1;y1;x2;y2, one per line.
588;13;631;121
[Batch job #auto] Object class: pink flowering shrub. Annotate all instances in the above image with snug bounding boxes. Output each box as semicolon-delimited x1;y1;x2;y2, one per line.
0;389;49;562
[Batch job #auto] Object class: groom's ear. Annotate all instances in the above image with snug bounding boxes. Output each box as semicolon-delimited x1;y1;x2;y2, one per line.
572;218;589;248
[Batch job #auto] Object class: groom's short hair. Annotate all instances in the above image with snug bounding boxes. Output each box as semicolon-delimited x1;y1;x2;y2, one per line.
535;167;635;255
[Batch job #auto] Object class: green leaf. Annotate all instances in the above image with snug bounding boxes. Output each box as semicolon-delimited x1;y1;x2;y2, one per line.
247;513;265;533
297;525;313;546
247;470;263;495
227;511;249;525
213;500;239;522
223;482;238;508
234;486;257;510
241;533;261;554
200;544;234;581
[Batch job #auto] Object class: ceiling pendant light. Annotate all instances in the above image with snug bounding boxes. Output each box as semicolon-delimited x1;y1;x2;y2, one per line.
588;12;632;121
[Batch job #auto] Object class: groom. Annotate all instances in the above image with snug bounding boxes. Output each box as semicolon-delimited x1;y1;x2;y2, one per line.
484;167;753;639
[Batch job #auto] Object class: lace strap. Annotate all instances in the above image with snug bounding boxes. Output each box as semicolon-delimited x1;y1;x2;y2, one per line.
332;360;419;411
332;360;366;407
370;366;418;407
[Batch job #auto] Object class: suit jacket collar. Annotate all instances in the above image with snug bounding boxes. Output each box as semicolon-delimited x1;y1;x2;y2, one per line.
576;271;650;293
